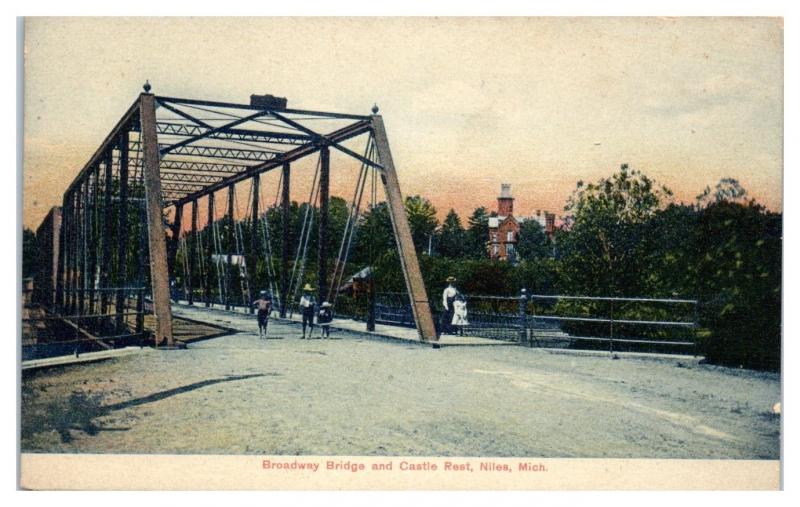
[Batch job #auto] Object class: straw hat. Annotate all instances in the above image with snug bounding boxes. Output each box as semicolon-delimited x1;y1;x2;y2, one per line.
303;283;314;291
321;302;332;308
446;276;456;283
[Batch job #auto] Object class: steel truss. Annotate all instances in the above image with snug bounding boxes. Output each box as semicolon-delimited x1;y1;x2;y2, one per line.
44;87;437;348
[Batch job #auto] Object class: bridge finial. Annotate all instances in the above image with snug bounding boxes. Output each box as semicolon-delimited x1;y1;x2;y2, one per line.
371;103;379;114
143;80;152;93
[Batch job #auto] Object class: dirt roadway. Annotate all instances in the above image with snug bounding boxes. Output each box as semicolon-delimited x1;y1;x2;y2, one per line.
21;320;780;458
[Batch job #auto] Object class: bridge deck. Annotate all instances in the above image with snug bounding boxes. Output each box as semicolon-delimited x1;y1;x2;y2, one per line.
171;301;516;347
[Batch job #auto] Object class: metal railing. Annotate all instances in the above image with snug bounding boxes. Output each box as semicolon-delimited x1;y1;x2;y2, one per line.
369;290;698;352
22;287;151;360
523;292;698;352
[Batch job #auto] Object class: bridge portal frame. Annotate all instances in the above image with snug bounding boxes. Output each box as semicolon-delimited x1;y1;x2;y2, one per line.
52;88;437;346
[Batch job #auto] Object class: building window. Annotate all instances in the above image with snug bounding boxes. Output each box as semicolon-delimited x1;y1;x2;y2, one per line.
507;231;514;242
492;233;498;242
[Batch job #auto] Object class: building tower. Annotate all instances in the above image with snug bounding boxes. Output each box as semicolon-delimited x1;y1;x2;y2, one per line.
497;183;514;216
488;184;520;261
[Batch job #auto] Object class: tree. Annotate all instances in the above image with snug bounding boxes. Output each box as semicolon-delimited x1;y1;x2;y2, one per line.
437;209;467;258
696;177;748;208
694;198;781;370
516;220;550;261
404;195;439;253
465;206;491;259
640;202;699;297
351;202;394;267
557;164;673;296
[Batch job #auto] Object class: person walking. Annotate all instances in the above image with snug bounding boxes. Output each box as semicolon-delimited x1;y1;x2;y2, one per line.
299;284;316;339
318;301;333;339
441;276;459;335
451;293;469;336
252;291;273;339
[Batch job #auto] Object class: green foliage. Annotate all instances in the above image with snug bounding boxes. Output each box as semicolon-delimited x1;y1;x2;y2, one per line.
513;258;559;294
352;202;394;266
166;168;781;371
404;195;439;253
557;164;673;297
696;177;748;208
554;168;780;369
418;256;516;303
516;220;551;261
465;206;491;259
693;200;781;370
437;209;468;259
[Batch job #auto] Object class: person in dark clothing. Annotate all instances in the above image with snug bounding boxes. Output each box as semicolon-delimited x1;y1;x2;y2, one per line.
299;284;316;339
318;301;333;339
252;291;272;339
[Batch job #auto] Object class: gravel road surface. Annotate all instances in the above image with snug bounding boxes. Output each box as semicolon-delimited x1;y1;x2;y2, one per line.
21;318;780;458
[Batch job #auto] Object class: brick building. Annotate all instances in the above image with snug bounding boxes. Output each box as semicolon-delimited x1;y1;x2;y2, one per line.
487;184;556;261
488;184;519;261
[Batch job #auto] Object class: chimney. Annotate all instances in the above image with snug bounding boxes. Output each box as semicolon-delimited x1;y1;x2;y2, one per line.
497;183;514;216
545;212;555;238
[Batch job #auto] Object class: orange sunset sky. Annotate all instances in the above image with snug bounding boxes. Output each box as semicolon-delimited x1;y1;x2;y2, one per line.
22;17;783;230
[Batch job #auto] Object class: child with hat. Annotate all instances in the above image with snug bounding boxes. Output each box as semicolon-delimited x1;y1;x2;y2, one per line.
299;284;316;339
318;301;333;339
451;293;469;336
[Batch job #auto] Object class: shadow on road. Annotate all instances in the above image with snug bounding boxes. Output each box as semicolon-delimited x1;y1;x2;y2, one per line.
22;373;273;444
104;374;270;411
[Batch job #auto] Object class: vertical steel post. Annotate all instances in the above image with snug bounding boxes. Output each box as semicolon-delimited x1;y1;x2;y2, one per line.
519;288;528;345
280;162;290;317
692;301;699;357
55;196;67;312
139;93;174;346
609;299;615;354
78;178;88;317
226;184;235;310
367;275;376;332
135;188;147;336
205;193;215;307
169;203;184;289
59;195;72;312
115;131;129;333
189;199;197;305
67;192;77;315
370;116;437;341
100;148;114;316
249;174;260;313
318;146;330;305
87;165;100;316
71;191;80;315
62;195;69;312
75;187;82;316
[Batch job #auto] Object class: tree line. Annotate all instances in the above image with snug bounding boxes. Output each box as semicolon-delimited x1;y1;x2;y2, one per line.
23;164;781;370
355;165;781;370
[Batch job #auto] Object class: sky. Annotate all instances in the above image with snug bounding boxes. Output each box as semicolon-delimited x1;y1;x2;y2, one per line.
22;17;783;230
